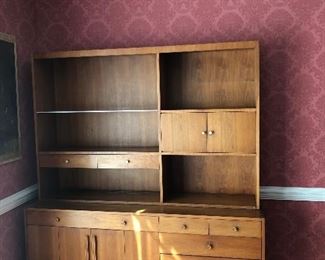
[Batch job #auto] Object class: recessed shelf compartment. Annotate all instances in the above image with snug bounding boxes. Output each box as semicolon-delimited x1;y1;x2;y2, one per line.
40;168;160;204
160;49;257;109
37;109;158;114
162;155;257;208
37;112;158;151
33;54;158;111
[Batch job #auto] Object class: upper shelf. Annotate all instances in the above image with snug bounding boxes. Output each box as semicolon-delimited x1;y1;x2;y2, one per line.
161;108;256;113
37;109;158;114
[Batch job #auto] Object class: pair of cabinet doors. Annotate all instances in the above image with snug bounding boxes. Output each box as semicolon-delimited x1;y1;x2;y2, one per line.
27;225;158;260
161;112;256;153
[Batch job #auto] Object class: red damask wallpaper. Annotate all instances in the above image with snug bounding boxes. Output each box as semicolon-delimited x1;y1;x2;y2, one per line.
0;0;324;259
34;0;325;188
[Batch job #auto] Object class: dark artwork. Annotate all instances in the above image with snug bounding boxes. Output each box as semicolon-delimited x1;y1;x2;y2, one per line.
0;35;20;164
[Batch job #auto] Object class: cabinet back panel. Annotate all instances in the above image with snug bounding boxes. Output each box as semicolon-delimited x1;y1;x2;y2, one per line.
59;169;160;191
33;60;55;111
161;49;256;109
163;156;256;195
54;55;157;110
37;112;158;150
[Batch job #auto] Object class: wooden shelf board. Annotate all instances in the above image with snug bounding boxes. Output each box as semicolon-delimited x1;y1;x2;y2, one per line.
165;193;256;209
37;109;158;114
56;190;160;204
30;200;264;219
161;152;256;156
161;108;256;113
39;147;160;155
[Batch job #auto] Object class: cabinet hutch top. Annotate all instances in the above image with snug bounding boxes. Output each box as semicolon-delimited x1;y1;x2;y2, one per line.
34;40;259;59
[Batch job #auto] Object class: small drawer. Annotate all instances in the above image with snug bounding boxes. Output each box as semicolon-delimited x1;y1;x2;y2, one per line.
39;154;97;168
26;209;158;232
159;233;261;259
160;255;245;260
97;154;159;169
209;219;262;238
159;216;208;235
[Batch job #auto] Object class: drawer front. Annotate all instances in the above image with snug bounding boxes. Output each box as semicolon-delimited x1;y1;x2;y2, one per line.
159;217;208;235
159;233;261;259
209;219;261;238
97;155;159;169
26;210;158;232
160;255;246;260
39;154;97;168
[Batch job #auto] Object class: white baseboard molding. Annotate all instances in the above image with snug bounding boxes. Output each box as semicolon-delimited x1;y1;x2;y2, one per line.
261;186;325;201
0;184;38;216
0;185;324;216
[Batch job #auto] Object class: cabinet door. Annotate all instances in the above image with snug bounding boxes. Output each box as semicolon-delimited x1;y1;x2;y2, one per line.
161;113;206;152
27;225;59;260
207;112;256;153
91;229;124;260
125;231;159;260
59;227;90;260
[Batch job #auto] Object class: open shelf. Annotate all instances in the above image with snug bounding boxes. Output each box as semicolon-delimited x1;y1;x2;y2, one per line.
39;147;159;155
33;54;158;111
56;190;160;204
160;49;257;109
163;155;257;208
166;193;256;209
40;168;160;203
37;109;158;114
37;112;158;151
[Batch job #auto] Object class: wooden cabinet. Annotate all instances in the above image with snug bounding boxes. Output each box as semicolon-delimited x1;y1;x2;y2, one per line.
161;111;256;154
27;41;264;260
27;226;58;260
91;229;124;260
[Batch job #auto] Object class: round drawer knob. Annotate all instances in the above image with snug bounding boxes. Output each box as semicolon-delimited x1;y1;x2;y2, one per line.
126;160;131;164
208;130;215;136
182;224;188;230
122;220;128;226
207;242;213;250
65;159;70;164
201;131;207;135
55;217;60;222
233;226;240;232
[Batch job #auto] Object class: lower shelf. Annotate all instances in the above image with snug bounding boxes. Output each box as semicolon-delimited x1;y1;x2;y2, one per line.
165;193;256;209
55;190;161;204
50;190;256;209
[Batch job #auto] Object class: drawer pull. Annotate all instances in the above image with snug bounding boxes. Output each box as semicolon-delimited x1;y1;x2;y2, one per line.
122;220;128;226
206;242;214;250
55;217;60;222
208;130;215;136
181;224;188;230
232;226;240;232
201;131;207;135
126;159;131;164
64;159;70;164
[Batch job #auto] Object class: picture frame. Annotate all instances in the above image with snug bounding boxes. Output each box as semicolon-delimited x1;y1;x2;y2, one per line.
0;32;21;165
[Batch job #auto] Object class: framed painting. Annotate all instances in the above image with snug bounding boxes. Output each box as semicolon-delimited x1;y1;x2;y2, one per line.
0;33;21;164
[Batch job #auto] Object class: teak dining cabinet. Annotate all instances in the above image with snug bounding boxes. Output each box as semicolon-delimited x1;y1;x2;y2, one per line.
26;41;265;260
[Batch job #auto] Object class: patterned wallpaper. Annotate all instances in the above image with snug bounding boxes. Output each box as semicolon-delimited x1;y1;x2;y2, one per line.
0;0;324;259
34;0;325;187
0;0;37;259
0;0;37;199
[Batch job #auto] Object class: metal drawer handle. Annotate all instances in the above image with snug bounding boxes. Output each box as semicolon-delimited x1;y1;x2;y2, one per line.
208;130;215;136
201;131;207;135
181;224;188;230
122;220;128;226
55;217;60;222
65;159;70;164
126;159;131;164
207;242;214;250
233;226;240;232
